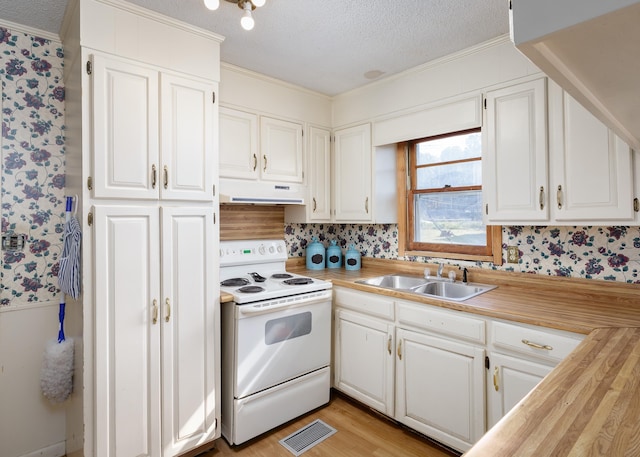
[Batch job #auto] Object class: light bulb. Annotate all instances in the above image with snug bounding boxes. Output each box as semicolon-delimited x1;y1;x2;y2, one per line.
240;3;254;30
252;0;266;7
203;0;220;10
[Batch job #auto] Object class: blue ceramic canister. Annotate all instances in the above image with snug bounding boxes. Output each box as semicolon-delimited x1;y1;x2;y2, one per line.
326;240;342;269
306;236;325;270
344;244;361;271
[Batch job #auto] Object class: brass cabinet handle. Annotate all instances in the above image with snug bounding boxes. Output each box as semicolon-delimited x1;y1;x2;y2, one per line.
263;155;267;172
365;197;369;214
539;186;545;210
493;366;499;391
387;335;392;355
152;164;157;189
163;166;168;190
397;340;402;360
165;298;171;323
252;154;257;171
152;299;158;325
522;339;553;351
312;198;317;212
557;185;563;210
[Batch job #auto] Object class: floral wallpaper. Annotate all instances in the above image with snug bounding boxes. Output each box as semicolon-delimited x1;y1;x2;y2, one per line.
285;223;640;283
0;27;65;306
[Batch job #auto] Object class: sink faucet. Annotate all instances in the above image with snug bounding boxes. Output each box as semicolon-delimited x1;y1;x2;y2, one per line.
437;263;444;278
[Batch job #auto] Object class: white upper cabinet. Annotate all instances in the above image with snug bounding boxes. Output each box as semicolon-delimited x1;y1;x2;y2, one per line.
307;126;332;221
484;77;635;225
333;123;373;222
260;116;304;183
92;54;159;200
160;74;217;201
219;108;303;184
484;78;549;222
548;82;634;222
219;107;259;180
92;53;216;201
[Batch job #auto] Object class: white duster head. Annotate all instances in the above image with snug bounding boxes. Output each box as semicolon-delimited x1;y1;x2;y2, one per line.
41;338;74;403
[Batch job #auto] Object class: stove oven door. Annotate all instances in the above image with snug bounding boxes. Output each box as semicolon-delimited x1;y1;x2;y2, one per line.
234;292;331;399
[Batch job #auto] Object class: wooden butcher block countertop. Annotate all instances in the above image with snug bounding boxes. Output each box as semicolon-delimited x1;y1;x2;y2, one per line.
284;257;640;457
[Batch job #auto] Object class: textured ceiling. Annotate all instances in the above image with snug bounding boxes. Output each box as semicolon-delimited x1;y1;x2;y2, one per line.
0;0;510;96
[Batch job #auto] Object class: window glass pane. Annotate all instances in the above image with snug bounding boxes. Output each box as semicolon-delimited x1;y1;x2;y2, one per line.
416;160;481;189
416;131;481;166
413;190;485;246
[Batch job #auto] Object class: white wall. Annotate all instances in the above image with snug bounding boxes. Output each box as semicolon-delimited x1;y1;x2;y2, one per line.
220;63;332;128
332;36;540;128
0;304;67;457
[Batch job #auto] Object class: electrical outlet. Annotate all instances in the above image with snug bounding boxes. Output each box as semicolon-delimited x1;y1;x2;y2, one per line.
507;246;519;263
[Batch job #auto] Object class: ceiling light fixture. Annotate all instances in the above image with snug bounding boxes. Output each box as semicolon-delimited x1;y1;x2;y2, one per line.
204;0;266;31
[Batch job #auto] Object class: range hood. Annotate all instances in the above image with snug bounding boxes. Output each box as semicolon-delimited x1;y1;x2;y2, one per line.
219;178;305;205
510;0;640;150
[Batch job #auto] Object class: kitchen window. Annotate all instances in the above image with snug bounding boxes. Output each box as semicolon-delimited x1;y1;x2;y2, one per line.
398;129;502;264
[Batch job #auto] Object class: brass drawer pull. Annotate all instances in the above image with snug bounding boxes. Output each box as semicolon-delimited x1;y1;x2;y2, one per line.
152;299;158;325
397;340;402;360
493;366;499;391
252;153;257;171
539;186;545;210
557;185;563;209
165;298;171;323
522;339;553;351
387;335;392;355
152;164;157;189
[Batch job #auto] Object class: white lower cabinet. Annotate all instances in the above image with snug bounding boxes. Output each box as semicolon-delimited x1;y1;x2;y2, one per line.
94;205;219;457
486;353;552;429
333;287;484;453
486;320;584;429
333;287;585;453
334;309;395;416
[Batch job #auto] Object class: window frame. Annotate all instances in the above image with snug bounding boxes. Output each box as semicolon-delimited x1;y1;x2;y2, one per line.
396;132;502;265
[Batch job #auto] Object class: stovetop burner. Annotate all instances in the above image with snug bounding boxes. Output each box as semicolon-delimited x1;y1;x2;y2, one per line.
237;285;265;293
221;278;250;287
283;278;314;286
272;273;293;279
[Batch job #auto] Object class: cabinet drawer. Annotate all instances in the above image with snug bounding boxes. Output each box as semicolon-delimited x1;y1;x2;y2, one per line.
334;287;394;320
491;321;583;363
397;300;485;344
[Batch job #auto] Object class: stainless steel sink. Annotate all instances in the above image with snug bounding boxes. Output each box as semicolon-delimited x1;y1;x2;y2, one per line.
355;274;496;301
410;281;496;301
356;274;429;290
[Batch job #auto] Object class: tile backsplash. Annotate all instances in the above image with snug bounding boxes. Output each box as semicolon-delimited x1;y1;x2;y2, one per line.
285;223;640;283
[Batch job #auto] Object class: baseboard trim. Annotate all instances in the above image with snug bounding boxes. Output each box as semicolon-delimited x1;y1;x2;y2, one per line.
20;442;65;457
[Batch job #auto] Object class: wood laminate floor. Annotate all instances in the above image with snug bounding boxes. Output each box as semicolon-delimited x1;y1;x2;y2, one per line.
200;392;460;457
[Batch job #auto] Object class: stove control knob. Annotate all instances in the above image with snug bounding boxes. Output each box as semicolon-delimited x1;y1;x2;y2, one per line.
269;245;275;253
277;245;284;253
258;245;266;255
219;249;224;257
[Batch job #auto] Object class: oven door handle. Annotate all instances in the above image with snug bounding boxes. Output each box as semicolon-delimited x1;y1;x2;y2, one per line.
237;291;332;316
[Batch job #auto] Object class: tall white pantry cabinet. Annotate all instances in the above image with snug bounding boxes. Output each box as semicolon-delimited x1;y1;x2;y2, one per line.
61;0;224;456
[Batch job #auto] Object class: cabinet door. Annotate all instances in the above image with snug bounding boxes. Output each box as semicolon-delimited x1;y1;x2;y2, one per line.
549;84;634;221
486;353;552;429
219;107;259;180
260;116;303;182
308;126;332;221
334;309;394;416
484;78;548;222
333;124;372;222
160;74;216;201
92;54;159;200
161;207;219;455
395;328;485;453
94;206;161;457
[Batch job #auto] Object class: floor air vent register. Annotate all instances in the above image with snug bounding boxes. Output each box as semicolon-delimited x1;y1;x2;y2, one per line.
279;419;337;456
